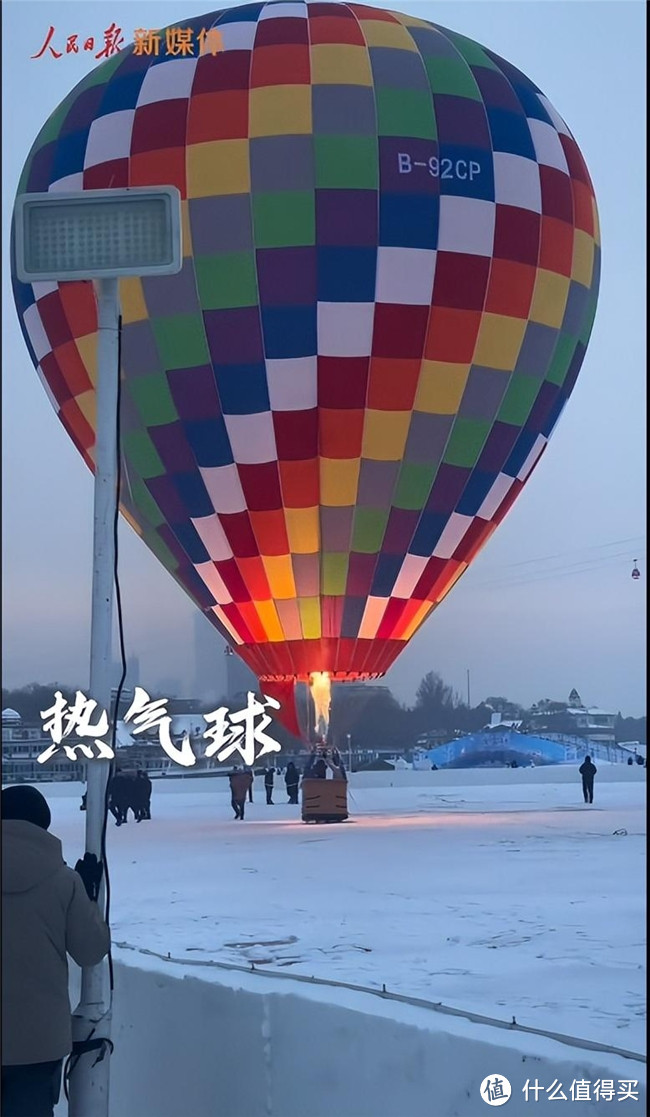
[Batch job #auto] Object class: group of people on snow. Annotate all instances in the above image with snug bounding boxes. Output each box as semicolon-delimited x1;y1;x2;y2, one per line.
89;748;348;828
105;768;152;825
228;762;301;819
82;769;153;825
227;748;346;820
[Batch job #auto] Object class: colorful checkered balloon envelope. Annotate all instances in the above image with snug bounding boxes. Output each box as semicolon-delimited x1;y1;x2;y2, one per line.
12;2;600;719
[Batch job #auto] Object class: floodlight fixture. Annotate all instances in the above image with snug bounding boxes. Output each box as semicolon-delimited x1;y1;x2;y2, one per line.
14;186;182;283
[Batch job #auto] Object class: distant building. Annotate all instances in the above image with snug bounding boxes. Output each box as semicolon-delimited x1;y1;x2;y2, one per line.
528;691;616;747
565;706;616;746
2;708;80;783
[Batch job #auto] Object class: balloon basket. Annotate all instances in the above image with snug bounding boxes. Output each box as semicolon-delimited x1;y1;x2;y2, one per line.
301;778;349;823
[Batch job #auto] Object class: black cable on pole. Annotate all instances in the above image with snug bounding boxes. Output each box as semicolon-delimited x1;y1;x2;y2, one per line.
64;313;125;1101
104;312;127;991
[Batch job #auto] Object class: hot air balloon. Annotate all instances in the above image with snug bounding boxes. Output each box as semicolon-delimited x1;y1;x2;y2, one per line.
12;2;600;736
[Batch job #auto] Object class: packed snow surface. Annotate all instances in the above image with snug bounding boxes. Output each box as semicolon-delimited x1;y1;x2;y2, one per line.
47;770;645;1052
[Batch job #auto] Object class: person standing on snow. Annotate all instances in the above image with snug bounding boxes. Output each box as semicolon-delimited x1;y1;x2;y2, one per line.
132;770;152;822
1;785;110;1117
229;768;252;820
284;762;300;804
579;755;597;803
108;768;130;826
263;766;275;805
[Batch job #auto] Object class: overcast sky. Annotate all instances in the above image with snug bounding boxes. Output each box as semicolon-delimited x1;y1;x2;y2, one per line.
2;0;646;715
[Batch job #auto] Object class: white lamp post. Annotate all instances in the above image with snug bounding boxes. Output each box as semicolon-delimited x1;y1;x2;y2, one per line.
14;187;182;1117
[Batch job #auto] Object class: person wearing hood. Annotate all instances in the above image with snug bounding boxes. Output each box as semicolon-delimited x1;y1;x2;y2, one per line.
579;755;597;803
2;785;110;1117
284;762;300;804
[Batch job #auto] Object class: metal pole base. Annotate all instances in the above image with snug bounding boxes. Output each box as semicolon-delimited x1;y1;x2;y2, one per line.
68;1007;113;1117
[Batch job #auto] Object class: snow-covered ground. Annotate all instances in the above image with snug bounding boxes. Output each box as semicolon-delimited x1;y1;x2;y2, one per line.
48;769;646;1054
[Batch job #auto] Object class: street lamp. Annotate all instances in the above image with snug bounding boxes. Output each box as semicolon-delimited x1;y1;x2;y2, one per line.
14;187;182;1117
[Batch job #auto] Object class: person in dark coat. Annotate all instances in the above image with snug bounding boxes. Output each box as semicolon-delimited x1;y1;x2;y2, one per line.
132;770;152;822
329;749;347;780
246;767;254;803
304;750;327;779
229;769;252;819
129;774;143;822
2;786;110;1117
263;766;275;805
579;755;597;803
285;762;300;804
108;769;130;826
141;770;152;820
